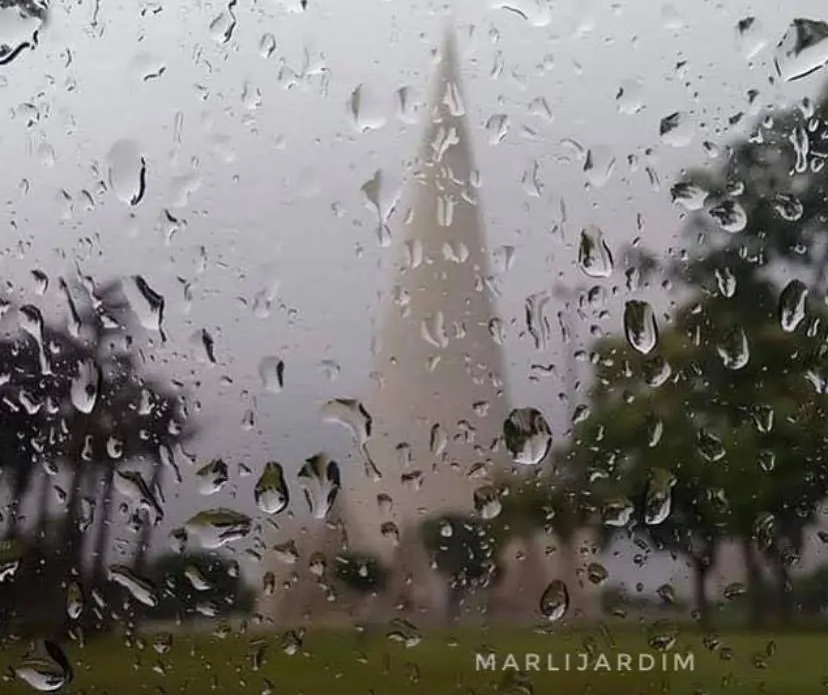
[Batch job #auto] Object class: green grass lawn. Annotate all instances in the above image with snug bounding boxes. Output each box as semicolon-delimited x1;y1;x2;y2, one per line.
2;625;827;694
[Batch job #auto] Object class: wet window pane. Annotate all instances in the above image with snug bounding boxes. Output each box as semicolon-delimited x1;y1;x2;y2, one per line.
2;2;828;693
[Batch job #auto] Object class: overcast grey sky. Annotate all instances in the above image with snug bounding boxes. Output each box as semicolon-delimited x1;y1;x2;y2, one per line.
3;0;828;591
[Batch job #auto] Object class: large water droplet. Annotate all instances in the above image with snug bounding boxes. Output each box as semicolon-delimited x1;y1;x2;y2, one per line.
122;275;166;340
659;112;694;147
259;356;285;392
644;469;676;525
623;300;658;355
503;407;552;465
473;485;502;519
255;461;289;515
115;470;164;525
779;279;808;332
108;564;159;607
320;398;372;445
106;140;147;206
14;640;72;692
698;429;725;462
298;454;341;520
578;225;614;278
196;458;229;496
0;2;47;67
716;326;750;370
70;359;101;414
185;508;252;549
539;580;569;621
708;200;747;233
66;582;83;620
774;19;828;82
602;495;635;527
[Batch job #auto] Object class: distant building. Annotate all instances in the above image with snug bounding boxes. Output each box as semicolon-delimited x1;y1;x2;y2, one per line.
260;27;599;627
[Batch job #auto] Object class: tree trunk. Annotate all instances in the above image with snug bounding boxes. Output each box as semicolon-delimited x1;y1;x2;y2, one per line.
741;537;765;629
771;550;794;626
93;466;115;583
132;459;162;575
691;555;711;628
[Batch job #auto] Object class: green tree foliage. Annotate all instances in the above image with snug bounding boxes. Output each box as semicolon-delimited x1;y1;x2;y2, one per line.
562;83;828;628
142;552;255;621
333;552;388;595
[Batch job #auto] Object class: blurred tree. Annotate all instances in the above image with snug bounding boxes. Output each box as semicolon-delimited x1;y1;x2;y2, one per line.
0;275;197;635
142;551;255;621
420;514;497;621
333;551;388;596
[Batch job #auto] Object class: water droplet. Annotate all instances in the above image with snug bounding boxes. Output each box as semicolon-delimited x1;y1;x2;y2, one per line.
736;17;767;60
539;580;569;621
297;454;341;520
106;140;147;206
578;225;614;278
255;461;289;515
184;508;252;549
473;485;502;520
774;19;828;82
108;564;159;607
659;112;694;147
18;305;50;374
70;359;100;414
670;182;708;210
259;33;277;58
272;540;299;564
209;0;238;44
708;199;747;233
779;279;808;332
616;78;644;115
716;326;750;370
115;470;164;525
657;584;676;604
602;495;634;527
348;84;387;132
698;429;725;462
753;404;774;433
66;582;83;620
184;565;213;591
387;618;422;647
773;193;804;221
723;581;747;601
647;620;678;651
196;459;229;496
14;640;72;692
586;562;609;585
583;146;616;188
258;356;285;393
122;275;166;340
714;266;737;298
758;450;776;472
503;407;552;465
0;2;46;67
623;300;658;355
644;469;676;525
320;398;372;445
430;423;448;456
753;511;775;551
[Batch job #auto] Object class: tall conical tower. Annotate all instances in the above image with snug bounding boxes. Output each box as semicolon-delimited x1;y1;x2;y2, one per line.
340;29;513;616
